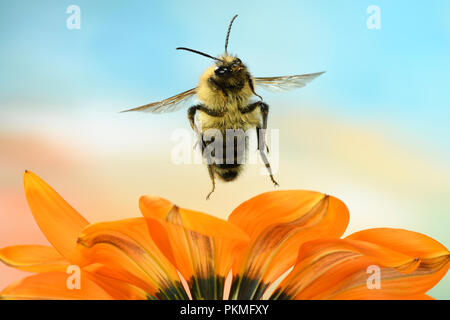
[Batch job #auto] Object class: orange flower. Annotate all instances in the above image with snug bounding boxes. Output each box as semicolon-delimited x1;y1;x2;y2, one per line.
0;171;448;300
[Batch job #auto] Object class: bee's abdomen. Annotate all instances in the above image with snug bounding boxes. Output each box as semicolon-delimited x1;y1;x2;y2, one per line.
202;132;246;182
213;164;242;182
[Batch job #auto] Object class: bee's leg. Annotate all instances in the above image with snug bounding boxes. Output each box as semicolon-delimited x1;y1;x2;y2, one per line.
188;105;226;149
257;126;279;187
188;105;225;199
256;103;278;185
188;106;204;150
203;139;216;200
257;102;270;153
240;102;276;185
240;102;270;153
188;105;224;199
206;164;216;200
257;131;269;153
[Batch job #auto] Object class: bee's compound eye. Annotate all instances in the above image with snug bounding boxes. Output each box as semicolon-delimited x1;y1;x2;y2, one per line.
214;66;229;76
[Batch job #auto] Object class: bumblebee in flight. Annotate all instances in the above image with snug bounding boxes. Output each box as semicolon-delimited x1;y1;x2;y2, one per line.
122;15;324;199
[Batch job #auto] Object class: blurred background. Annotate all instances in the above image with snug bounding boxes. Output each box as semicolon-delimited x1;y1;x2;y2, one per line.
1;0;449;298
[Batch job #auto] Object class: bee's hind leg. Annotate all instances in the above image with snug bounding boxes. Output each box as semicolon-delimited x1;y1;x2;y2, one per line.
240;102;270;153
257;126;279;187
206;164;216;200
240;102;277;186
256;103;277;185
257;102;270;153
257;127;269;154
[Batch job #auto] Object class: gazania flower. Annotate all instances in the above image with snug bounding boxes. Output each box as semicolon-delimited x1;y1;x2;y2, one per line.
0;171;449;300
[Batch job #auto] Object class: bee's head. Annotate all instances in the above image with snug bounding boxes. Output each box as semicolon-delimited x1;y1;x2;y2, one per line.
213;55;246;79
176;14;245;79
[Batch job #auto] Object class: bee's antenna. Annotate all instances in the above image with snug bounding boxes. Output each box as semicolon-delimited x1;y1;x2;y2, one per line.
176;47;224;62
224;14;238;54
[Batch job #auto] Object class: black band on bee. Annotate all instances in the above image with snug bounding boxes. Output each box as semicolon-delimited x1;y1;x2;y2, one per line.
208;76;245;94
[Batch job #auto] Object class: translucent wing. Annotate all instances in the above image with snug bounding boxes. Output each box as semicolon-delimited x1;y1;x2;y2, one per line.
121;88;197;114
253;72;325;92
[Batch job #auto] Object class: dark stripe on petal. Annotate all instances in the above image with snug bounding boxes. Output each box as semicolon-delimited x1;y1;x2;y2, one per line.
229;275;270;300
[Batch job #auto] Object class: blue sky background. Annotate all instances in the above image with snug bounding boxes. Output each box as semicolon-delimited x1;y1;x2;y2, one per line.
1;1;449;299
1;0;449;149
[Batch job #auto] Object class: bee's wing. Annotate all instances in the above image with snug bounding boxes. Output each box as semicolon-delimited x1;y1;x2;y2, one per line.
121;88;197;114
253;72;325;92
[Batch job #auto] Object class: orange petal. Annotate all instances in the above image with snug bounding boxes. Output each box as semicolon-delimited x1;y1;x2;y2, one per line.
139;195;173;220
76;217;188;299
23;171;89;261
228;190;349;299
272;237;449;300
327;258;448;300
83;264;150;300
0;271;112;300
0;245;68;272
140;196;250;299
346;228;449;259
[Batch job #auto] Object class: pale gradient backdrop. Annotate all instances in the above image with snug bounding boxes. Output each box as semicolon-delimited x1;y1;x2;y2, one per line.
1;1;449;298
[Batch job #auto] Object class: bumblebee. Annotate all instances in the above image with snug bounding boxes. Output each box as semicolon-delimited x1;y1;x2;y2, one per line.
122;15;324;199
